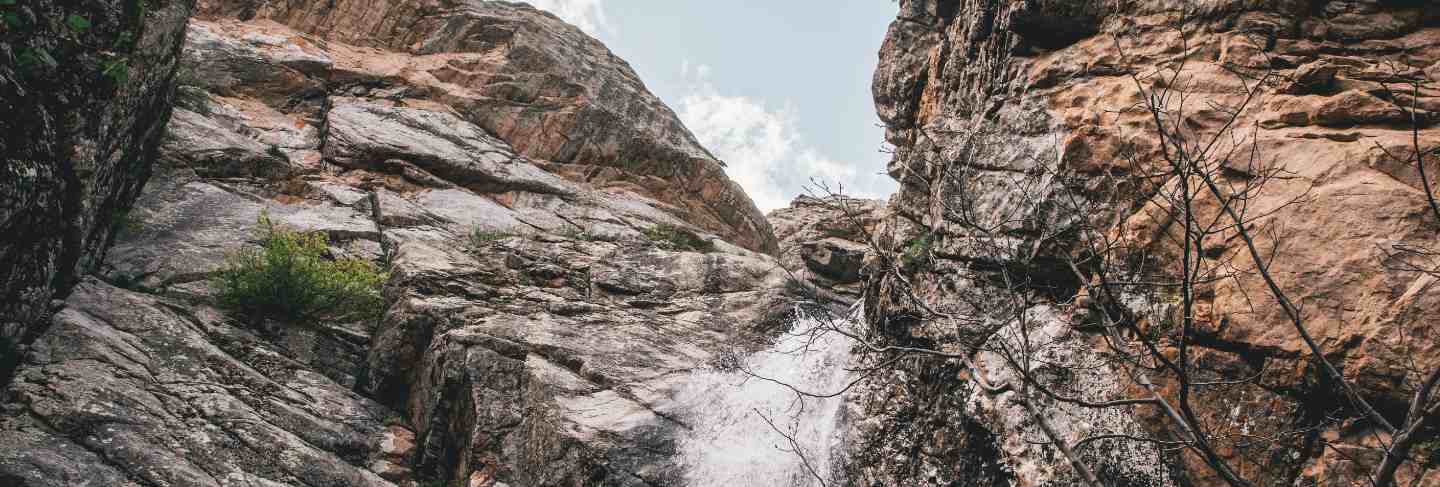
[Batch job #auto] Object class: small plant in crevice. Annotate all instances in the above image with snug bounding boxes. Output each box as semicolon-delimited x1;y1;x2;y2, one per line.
643;223;715;253
100;56;129;83
265;144;289;162
467;227;514;249
174;85;213;115
173;63;213;114
110;208;144;238
381;413;408;427
213;214;387;326
172;62;211;109
561;226;601;242
565;267;593;296
616;159;648;172
900;232;935;271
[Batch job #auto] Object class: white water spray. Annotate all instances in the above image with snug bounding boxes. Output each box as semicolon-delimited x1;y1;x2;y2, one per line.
674;311;859;486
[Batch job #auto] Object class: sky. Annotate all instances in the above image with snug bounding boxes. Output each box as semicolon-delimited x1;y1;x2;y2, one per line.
526;0;899;211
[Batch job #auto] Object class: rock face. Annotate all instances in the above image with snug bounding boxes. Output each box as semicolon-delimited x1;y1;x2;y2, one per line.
856;0;1439;486
768;195;884;308
192;0;777;255
10;0;1434;485
1;2;794;486
0;0;196;379
0;279;395;487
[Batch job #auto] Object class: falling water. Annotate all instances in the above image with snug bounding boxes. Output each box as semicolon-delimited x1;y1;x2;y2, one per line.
674;310;859;486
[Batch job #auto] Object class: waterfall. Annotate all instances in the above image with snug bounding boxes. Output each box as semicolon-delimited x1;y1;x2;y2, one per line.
674;310;859;486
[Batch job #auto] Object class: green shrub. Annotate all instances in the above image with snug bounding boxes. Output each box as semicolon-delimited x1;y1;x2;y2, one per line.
110;209;143;237
214;215;387;324
174;85;212;115
562;226;601;242
900;232;935;270
174;63;212;115
468;228;513;248
643;224;715;253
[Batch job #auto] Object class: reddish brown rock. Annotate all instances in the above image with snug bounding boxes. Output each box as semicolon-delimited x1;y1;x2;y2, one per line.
860;0;1440;485
189;0;777;254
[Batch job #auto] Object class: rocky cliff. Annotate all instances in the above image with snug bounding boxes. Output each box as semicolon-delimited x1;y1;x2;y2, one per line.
194;0;777;255
769;195;885;309
0;0;196;380
0;2;806;486
6;1;1436;486
856;0;1439;485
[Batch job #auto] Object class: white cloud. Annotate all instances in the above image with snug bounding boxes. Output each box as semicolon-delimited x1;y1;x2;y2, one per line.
527;0;611;36
677;62;878;211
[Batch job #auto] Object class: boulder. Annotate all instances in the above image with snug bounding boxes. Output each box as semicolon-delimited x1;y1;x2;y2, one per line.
768;195;884;306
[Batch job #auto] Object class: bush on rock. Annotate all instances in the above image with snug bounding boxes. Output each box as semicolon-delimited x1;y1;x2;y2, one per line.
214;214;387;325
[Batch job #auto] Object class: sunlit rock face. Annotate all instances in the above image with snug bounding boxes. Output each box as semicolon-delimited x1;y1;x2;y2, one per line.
0;0;196;381
858;0;1439;485
0;2;798;486
191;0;778;255
768;195;885;310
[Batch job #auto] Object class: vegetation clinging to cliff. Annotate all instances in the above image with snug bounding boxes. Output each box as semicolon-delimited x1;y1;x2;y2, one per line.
214;214;387;325
644;223;716;252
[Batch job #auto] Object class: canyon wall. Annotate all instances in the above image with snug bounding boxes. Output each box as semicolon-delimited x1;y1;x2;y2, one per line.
0;2;808;486
6;1;1435;485
855;0;1439;485
0;0;196;379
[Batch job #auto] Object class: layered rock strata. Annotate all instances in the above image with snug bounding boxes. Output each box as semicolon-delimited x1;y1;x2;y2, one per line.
855;0;1440;485
0;2;797;486
769;195;884;308
193;0;776;255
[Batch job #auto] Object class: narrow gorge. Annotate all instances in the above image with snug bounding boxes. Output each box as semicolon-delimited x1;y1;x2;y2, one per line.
2;1;1438;486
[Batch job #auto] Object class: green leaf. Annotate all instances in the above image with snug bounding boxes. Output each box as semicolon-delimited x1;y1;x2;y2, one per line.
18;47;58;69
113;31;134;51
2;12;21;29
0;0;16;6
64;14;90;33
35;47;56;68
102;58;130;84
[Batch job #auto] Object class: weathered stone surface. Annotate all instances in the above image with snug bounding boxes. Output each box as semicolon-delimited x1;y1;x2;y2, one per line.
0;0;196;378
372;231;792;485
100;164;379;294
325;101;574;197
2;5;802;486
858;0;1440;485
0;279;395;487
192;0;777;254
161;108;293;179
768;195;884;307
